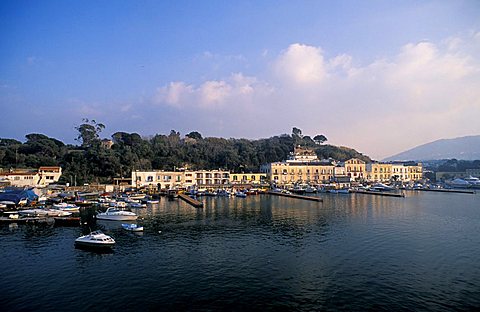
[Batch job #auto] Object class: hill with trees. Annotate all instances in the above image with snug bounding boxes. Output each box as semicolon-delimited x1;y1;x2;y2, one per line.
0;120;371;185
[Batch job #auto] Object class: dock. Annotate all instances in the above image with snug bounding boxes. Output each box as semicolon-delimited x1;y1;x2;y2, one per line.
267;191;323;202
350;190;405;197
0;216;55;224
178;194;204;208
411;188;476;194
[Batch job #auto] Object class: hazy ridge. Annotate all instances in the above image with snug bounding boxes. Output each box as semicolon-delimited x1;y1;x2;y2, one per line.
383;135;480;161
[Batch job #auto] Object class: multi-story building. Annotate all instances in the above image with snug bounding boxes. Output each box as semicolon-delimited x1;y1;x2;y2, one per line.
267;161;335;185
194;170;230;186
366;163;392;182
344;158;366;181
132;169;230;189
262;146;335;185
391;162;423;182
0;166;62;187
230;173;268;184
38;166;63;185
132;170;187;189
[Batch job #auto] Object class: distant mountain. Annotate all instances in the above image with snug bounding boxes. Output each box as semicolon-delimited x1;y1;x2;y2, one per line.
384;135;480;161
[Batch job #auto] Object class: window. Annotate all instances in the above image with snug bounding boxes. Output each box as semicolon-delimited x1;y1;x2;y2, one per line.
147;176;153;182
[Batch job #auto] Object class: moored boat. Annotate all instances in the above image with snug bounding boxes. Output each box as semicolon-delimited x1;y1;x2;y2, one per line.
52;202;80;212
235;191;247;198
121;223;144;232
75;230;115;249
96;207;138;221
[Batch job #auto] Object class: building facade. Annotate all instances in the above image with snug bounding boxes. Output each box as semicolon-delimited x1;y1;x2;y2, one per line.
0;166;62;187
132;169;230;189
267;161;335;185
344;158;366;181
366;163;392;182
391;163;423;182
230;173;268;184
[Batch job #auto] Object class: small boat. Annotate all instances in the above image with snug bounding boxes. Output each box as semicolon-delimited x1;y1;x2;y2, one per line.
121;223;144;232
235;191;247;198
52;202;80;212
167;190;179;199
96;207;138;221
75;230;115;249
127;202;147;209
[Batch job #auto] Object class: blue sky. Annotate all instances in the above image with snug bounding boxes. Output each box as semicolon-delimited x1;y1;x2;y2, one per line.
1;0;480;159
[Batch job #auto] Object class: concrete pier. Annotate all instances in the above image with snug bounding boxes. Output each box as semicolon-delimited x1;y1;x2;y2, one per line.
178;194;204;208
411;188;476;194
350;190;405;197
267;191;323;202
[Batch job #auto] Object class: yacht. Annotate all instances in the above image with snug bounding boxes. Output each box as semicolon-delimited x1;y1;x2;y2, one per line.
96;207;138;221
464;176;480;187
75;230;115;248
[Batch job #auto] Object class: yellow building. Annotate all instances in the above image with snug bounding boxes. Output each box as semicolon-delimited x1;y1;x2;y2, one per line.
391;163;423;182
268;162;335;185
406;163;423;181
230;173;267;184
366;163;392;182
344;158;366;181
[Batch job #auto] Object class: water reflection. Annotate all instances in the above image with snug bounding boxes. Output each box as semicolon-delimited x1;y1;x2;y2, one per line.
1;192;479;311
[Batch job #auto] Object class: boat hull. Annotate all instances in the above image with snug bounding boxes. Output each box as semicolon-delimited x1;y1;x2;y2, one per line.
96;215;138;221
75;240;115;249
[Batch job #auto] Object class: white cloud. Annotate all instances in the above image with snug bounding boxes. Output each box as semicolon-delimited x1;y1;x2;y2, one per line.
154;81;194;107
150;32;480;159
154;73;272;110
274;43;328;85
199;80;231;107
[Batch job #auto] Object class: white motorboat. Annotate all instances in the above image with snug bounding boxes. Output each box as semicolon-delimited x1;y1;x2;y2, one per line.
96;207;138;221
109;201;127;208
235;191;247;198
121;223;144;232
127;202;146;209
52;203;80;212
464;176;480;187
75;230;115;248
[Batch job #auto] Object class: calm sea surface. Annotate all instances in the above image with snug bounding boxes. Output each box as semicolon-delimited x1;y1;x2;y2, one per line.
1;191;480;311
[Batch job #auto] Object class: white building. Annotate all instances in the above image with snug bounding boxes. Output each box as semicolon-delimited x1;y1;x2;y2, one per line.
131;169;230;189
0;166;62;187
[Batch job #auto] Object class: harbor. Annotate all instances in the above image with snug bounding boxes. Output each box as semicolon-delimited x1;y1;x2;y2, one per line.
1;190;479;311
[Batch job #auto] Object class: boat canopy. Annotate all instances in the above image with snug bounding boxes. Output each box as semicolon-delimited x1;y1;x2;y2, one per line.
0;188;38;204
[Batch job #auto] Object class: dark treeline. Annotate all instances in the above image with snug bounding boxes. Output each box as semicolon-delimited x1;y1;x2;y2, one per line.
0;120;370;185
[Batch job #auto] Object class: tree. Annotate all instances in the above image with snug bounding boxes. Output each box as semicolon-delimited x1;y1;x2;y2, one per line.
186;131;203;140
292;127;303;146
75;118;105;147
292;127;303;138
313;134;328;145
